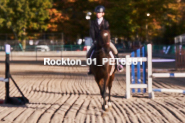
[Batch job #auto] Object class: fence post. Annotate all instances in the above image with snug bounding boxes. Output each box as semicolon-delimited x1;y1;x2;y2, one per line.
147;44;154;99
142;46;146;93
126;55;131;99
5;44;10;103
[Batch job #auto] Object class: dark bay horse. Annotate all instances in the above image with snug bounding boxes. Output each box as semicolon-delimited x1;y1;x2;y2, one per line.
90;29;115;111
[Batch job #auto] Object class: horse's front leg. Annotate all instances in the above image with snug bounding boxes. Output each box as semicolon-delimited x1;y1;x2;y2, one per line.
96;78;106;110
108;74;114;108
102;76;109;111
101;90;107;111
108;86;112;108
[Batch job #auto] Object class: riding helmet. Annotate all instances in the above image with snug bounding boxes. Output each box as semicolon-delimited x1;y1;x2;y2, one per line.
94;5;105;13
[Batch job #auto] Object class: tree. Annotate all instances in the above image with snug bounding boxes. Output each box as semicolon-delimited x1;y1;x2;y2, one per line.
0;0;52;47
51;0;178;44
104;0;178;43
51;0;98;44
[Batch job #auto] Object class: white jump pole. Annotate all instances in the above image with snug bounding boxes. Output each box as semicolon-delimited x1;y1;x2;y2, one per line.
147;44;154;99
153;88;185;93
152;73;185;78
152;59;175;62
120;58;175;63
126;55;131;99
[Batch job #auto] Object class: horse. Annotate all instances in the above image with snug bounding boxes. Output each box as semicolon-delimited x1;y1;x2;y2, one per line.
90;29;116;111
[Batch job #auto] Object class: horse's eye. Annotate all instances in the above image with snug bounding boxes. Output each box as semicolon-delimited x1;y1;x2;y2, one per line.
104;33;108;36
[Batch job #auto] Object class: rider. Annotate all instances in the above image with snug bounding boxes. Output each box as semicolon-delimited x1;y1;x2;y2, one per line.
87;5;123;75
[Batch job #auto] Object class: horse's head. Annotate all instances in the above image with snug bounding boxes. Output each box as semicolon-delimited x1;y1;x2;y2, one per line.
98;29;111;49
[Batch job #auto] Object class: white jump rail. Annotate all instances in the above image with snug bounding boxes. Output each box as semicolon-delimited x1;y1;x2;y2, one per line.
152;73;185;78
153;88;185;93
126;44;185;99
120;58;175;63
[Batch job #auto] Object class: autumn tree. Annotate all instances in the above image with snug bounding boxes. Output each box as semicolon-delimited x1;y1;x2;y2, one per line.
0;0;52;48
51;0;179;44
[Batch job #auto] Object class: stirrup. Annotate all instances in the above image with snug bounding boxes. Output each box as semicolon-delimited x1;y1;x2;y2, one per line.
117;64;124;72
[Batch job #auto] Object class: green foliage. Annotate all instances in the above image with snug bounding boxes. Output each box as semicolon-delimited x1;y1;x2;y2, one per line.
0;0;182;44
0;0;52;40
106;0;177;42
53;0;179;43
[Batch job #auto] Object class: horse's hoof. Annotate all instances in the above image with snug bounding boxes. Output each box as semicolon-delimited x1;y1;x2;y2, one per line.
105;105;108;110
108;102;112;107
102;105;109;112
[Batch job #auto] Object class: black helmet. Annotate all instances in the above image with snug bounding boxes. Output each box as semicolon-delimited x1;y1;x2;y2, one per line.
94;5;105;13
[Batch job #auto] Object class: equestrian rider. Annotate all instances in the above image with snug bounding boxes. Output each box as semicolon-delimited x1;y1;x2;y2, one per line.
87;5;123;74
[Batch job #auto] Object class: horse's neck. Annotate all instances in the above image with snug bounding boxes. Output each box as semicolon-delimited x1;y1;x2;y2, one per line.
95;43;101;50
95;47;110;59
95;49;110;66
